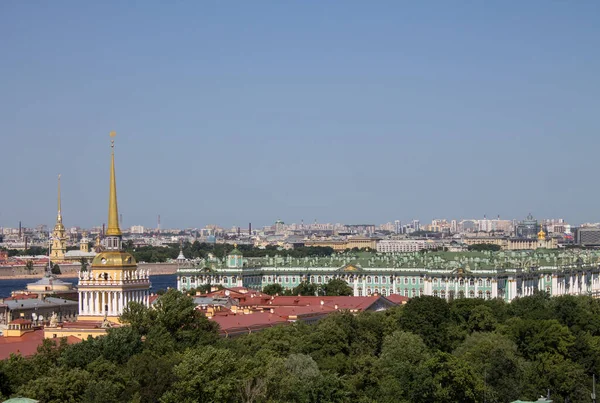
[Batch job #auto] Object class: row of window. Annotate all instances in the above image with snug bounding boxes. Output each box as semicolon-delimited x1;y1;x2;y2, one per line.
433;278;492;287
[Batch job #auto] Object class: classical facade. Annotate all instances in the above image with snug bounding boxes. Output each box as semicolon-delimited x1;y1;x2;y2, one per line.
49;175;67;260
178;249;600;303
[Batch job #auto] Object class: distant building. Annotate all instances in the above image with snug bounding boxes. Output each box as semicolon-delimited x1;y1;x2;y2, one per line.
377;239;441;253
50;176;67;260
130;225;145;234
515;214;540;239
575;227;600;246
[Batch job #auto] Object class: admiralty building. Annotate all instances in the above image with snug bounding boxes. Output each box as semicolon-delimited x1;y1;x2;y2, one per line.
177;246;600;302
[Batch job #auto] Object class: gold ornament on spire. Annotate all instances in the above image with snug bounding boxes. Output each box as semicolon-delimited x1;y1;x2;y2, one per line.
106;131;122;236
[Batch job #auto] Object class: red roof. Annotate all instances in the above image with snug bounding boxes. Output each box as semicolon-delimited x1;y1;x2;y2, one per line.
210;311;288;336
384;294;410;305
239;295;391;312
0;329;81;360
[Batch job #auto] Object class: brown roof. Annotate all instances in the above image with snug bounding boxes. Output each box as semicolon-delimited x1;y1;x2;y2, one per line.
9;318;33;325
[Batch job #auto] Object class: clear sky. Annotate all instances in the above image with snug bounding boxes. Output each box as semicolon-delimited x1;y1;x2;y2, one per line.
1;1;599;230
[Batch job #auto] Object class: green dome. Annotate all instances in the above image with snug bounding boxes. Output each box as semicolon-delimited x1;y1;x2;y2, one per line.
230;248;243;256
3;398;39;403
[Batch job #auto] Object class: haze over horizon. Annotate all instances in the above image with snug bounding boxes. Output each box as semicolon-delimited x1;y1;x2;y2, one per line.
1;1;599;230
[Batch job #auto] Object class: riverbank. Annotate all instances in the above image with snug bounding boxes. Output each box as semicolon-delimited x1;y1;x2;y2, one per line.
0;262;178;279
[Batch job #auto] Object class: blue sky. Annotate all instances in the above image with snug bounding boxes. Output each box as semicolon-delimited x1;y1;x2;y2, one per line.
1;1;599;229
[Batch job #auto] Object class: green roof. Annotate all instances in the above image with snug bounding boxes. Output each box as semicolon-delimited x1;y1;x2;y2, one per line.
229;248;242;256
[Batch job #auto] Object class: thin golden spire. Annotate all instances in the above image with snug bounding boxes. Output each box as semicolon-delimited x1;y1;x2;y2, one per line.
106;131;122;236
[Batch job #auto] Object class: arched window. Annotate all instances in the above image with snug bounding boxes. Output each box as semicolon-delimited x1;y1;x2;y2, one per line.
375;276;379;284
478;279;483;286
318;276;322;283
458;290;465;298
268;277;272;282
285;277;289;283
310;276;315;283
441;290;446;298
459;279;464;286
278;277;283;283
374;288;379;295
478;290;483;298
419;287;423;295
411;289;416;296
433;278;438;285
367;288;372;296
381;289;387;296
382;277;387;284
433;290;439;297
404;289;409;297
469;279;474;286
404;278;409;284
367;276;372;283
486;290;491;299
486;279;491;287
325;276;330;282
469;290;475;298
412;278;416;285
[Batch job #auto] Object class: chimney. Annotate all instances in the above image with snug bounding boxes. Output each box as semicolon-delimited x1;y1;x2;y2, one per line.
249;223;252;235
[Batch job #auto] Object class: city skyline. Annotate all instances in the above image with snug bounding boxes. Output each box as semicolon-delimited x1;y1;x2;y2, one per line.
1;2;599;228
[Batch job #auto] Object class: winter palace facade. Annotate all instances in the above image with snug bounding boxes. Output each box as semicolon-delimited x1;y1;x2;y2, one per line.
177;247;600;302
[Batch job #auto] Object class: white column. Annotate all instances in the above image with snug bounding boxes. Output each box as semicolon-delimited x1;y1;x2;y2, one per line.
552;275;558;296
491;279;498;299
445;278;449;300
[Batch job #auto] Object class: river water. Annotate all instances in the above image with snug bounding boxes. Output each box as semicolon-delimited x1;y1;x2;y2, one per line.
0;273;178;298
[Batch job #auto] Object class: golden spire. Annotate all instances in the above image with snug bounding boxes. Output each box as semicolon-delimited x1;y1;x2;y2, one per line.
57;174;62;222
106;131;122;236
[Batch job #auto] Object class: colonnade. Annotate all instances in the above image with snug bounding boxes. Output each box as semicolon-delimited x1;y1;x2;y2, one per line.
80;289;149;316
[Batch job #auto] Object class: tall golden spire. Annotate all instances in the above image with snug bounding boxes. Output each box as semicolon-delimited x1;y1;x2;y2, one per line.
57;174;62;222
106;131;122;236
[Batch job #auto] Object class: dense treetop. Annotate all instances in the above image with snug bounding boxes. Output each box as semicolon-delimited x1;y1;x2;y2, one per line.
1;291;600;402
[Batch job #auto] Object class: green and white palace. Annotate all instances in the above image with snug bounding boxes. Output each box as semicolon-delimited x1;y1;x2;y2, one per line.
177;248;600;302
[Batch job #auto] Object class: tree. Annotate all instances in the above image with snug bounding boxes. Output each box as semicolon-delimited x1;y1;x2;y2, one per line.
400;296;452;351
468;243;501;252
378;331;432;402
51;263;61;275
321;279;353;296
424;352;485;403
25;260;34;273
263;283;284;296
454;332;526;402
79;257;88;272
293;281;318;296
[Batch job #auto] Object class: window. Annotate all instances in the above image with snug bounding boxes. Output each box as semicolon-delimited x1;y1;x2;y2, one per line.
411;289;416;296
374;288;379;295
382;277;387;284
325;276;330;282
381;289;387;296
404;278;408;284
478;290;483;298
486;291;491;299
433;278;438;285
404;289;409;297
478;279;483;286
367;276;372;283
419;287;423;295
367;288;372;296
375;277;379;284
318;276;322;283
412;278;416;285
434;290;439;297
285;277;289;283
459;279;464;286
486;279;491;287
310;276;315;283
441;290;446;298
469;290;475;298
469;279;474;286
